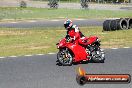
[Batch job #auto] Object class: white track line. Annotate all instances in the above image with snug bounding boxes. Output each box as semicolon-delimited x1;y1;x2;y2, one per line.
111;48;118;49
51;20;59;21
9;56;17;58
123;47;130;49
0;57;5;59
111;47;130;49
24;55;33;57
10;22;18;23
107;18;120;20
28;20;37;22
75;19;85;20
36;54;45;56
48;53;56;54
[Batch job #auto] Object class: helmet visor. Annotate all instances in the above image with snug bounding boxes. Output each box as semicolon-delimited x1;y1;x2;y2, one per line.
64;24;69;29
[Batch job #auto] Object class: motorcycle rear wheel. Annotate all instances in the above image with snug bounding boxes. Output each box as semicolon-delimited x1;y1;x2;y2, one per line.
57;49;73;66
91;48;105;63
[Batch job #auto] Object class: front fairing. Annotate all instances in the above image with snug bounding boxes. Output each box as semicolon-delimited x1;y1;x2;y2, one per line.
57;38;89;62
57;38;67;49
67;43;88;62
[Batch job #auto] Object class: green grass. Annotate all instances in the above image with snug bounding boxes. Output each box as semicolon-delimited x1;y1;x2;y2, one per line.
0;26;132;56
0;7;132;21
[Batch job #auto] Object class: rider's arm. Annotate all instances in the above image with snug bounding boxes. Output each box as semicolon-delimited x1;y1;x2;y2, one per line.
73;25;80;40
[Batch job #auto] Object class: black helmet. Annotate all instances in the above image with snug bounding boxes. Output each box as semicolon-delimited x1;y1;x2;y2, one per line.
64;19;73;30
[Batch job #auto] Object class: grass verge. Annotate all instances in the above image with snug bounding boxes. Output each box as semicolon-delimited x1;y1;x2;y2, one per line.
0;26;132;56
0;7;132;21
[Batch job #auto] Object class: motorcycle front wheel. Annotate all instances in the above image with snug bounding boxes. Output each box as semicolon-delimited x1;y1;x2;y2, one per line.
57;49;73;66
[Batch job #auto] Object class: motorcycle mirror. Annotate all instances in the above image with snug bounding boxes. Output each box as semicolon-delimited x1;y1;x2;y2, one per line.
56;43;59;45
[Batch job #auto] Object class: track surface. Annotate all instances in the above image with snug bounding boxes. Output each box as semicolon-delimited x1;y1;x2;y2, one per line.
0;19;105;28
0;48;132;88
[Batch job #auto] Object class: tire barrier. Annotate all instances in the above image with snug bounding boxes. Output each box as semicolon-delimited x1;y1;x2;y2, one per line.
110;19;118;31
48;0;59;9
103;20;112;31
116;18;128;30
125;18;132;29
20;1;27;8
81;0;89;9
103;18;131;31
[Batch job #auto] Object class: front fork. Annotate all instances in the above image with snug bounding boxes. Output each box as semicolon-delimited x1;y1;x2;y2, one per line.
60;48;69;58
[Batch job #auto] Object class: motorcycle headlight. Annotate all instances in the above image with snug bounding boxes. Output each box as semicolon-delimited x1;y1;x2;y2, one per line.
57;45;59;49
57;43;63;49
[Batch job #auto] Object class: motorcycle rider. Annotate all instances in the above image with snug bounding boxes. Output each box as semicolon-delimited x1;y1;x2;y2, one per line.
64;19;88;46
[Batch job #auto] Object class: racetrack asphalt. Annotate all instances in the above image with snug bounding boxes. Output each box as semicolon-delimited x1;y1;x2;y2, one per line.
0;19;105;28
0;48;132;88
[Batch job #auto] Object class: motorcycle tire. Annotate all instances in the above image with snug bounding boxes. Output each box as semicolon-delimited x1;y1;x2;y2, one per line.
57;49;73;66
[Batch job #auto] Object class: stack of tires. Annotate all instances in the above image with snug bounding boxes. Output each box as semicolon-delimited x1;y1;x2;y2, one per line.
103;18;132;31
126;18;132;29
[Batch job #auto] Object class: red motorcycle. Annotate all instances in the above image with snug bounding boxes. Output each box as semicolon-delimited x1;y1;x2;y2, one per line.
56;35;105;66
